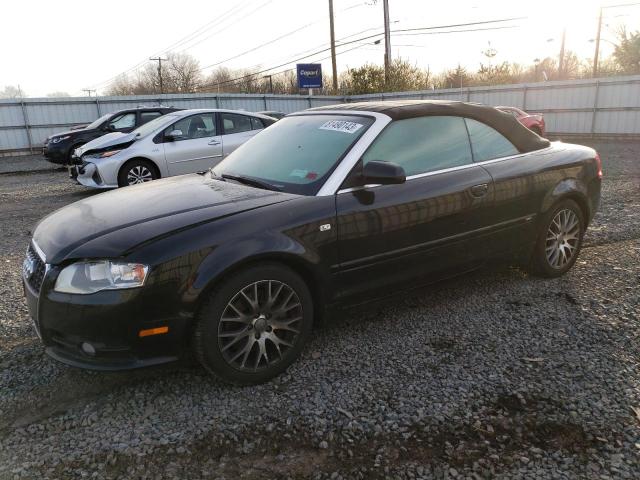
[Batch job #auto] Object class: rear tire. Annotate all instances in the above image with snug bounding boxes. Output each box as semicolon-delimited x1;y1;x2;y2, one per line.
529;199;585;278
193;263;313;385
117;159;158;187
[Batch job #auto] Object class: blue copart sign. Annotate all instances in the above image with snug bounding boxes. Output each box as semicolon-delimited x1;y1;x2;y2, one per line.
297;64;323;89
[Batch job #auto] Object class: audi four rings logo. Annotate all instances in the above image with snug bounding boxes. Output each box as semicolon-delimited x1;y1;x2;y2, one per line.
300;69;320;77
23;257;35;279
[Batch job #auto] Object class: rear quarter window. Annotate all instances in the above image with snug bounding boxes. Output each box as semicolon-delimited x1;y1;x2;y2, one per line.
465;118;519;162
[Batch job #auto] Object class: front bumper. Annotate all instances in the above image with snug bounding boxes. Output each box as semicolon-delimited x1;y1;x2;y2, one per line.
23;263;190;371
73;162;116;189
43;142;69;164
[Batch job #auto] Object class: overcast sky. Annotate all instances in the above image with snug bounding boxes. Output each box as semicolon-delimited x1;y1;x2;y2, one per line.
1;0;637;97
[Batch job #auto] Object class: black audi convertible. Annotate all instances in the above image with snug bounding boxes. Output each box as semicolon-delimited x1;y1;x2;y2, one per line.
23;100;602;384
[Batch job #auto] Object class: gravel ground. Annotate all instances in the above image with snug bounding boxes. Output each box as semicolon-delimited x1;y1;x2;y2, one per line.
0;154;62;175
0;140;638;480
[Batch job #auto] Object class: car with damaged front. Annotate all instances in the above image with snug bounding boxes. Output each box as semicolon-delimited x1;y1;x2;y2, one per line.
43;106;178;165
71;109;276;188
23;100;602;385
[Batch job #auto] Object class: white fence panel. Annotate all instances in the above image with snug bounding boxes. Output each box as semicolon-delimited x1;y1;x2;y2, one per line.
1;75;639;153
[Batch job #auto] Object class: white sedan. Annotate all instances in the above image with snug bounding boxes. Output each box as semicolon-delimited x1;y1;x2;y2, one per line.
71;109;276;188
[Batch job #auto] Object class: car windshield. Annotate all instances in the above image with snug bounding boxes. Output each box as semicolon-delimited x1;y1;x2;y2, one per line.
213;114;374;195
85;113;112;130
132;113;179;138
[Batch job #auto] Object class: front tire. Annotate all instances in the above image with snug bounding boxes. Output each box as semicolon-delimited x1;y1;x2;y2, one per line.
529;199;585;278
117;159;158;187
193;263;313;385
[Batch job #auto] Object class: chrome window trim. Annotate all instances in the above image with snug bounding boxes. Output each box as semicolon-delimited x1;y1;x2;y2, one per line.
284;111;392;196
305;108;555;196
336;144;555;195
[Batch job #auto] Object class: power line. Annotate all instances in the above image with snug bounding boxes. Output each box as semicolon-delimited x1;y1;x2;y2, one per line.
392;25;519;38
195;18;525;91
175;0;273;54
197;0;368;73
158;1;252;53
197;41;376;92
196;33;385;91
391;16;525;34
89;1;254;90
217;16;524;75
199;21;317;72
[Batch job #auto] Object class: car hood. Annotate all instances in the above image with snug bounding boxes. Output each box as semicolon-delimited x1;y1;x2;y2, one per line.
48;129;84;140
33;174;297;264
76;132;136;156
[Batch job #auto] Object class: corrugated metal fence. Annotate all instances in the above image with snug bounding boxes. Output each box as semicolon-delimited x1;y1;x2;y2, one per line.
1;74;639;155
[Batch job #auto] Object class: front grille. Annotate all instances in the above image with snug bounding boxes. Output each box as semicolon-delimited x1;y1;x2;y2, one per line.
24;244;46;292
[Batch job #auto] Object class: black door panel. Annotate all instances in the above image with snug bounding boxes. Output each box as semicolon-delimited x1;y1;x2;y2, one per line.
334;166;494;298
479;149;560;253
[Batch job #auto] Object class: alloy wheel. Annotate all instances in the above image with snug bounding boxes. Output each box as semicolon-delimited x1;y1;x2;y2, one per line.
127;165;153;185
218;280;303;372
545;208;580;269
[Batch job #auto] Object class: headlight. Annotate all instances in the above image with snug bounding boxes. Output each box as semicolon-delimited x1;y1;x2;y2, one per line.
85;149;122;160
51;135;71;144
54;260;149;294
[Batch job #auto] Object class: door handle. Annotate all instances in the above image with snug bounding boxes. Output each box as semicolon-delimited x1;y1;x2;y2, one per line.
208;140;221;146
469;183;489;197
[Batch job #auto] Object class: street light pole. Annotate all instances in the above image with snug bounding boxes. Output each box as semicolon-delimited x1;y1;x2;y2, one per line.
558;28;566;78
383;0;391;87
593;7;603;77
328;0;338;93
263;75;274;94
150;57;168;94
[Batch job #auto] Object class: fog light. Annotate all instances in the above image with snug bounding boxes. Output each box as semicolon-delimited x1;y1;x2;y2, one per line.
81;342;96;356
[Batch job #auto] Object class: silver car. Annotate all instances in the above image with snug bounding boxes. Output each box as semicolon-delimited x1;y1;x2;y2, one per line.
72;109;276;188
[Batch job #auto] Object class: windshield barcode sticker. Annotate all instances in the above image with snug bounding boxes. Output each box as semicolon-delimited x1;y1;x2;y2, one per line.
319;120;364;134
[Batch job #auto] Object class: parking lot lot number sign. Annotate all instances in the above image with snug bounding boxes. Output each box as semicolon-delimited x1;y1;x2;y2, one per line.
297;64;323;89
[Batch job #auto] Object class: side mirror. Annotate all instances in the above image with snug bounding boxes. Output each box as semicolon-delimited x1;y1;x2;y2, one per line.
166;129;184;141
362;160;406;185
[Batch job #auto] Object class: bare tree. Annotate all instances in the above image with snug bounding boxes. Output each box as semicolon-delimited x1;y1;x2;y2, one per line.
46;91;71;97
0;85;24;98
106;53;202;95
167;53;202;92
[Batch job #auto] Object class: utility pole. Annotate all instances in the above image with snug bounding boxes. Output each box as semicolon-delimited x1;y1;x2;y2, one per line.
328;0;338;93
150;57;168;94
263;75;274;94
592;7;603;78
82;89;96;97
558;28;566;79
383;0;391;87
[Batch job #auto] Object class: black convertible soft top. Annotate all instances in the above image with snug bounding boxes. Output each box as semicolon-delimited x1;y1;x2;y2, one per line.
308;100;550;153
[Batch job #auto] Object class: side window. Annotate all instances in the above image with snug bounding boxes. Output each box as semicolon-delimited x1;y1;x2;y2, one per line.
250;117;265;130
465;118;519;162
139;111;163;125
164;113;216;141
109;112;136;130
362;116;473;176
222;113;253;134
